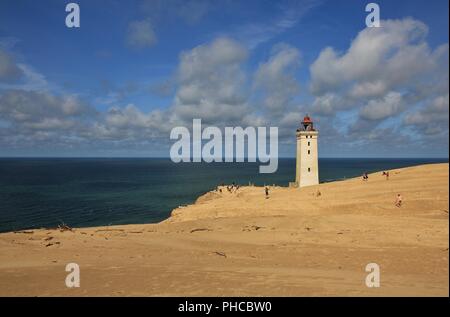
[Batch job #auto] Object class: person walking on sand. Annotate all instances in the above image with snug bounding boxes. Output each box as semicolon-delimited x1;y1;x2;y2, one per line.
265;186;269;199
395;194;403;207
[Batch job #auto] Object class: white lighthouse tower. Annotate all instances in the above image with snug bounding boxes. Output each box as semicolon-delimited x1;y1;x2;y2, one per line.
295;115;319;188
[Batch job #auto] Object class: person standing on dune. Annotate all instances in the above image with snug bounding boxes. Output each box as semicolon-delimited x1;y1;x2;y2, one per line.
265;187;269;199
395;194;403;207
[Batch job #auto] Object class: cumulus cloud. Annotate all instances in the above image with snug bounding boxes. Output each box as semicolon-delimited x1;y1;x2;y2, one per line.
0;90;93;126
359;92;404;121
0;48;23;82
404;94;449;135
307;18;449;150
311;93;343;116
309;19;449;124
126;19;157;49
302;18;449;157
1;17;448;157
88;105;169;141
1;37;256;151
310;19;435;96
91;38;300;145
254;44;301;113
0;89;172;151
0;89;96;149
171;37;250;125
1;37;265;152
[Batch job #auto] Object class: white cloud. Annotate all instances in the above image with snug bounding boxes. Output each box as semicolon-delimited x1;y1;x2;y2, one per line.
172;37;250;124
306;18;449;154
0;90;92;123
88;104;169;141
311;93;343;116
0;89;96;149
1;38;253;150
254;44;301;113
311;19;428;95
404;93;449;135
348;81;388;99
359;92;404;121
309;19;449;104
1;19;447;156
308;18;449;135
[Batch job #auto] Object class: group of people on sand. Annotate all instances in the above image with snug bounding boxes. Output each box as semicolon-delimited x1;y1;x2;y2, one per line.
227;183;240;193
362;170;403;207
216;182;240;194
363;171;390;181
218;183;269;198
220;171;403;207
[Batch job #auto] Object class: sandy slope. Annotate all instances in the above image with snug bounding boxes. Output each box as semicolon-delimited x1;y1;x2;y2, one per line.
0;163;448;296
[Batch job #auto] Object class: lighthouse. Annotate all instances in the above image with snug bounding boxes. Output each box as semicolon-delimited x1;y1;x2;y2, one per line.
295;115;319;188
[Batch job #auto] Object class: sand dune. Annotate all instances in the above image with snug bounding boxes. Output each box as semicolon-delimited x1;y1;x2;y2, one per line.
0;163;448;296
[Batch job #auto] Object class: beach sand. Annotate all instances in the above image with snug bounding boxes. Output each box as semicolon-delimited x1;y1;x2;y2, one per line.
0;163;448;296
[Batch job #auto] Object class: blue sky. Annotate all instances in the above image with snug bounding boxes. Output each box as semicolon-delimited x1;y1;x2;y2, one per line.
0;0;448;157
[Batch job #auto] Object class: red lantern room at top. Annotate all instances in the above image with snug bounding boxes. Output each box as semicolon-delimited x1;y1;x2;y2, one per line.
298;115;315;132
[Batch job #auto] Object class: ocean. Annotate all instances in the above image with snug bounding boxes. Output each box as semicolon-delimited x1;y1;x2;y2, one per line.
0;158;447;233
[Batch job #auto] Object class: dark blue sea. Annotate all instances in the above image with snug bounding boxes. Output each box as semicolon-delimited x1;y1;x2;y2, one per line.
0;158;447;233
